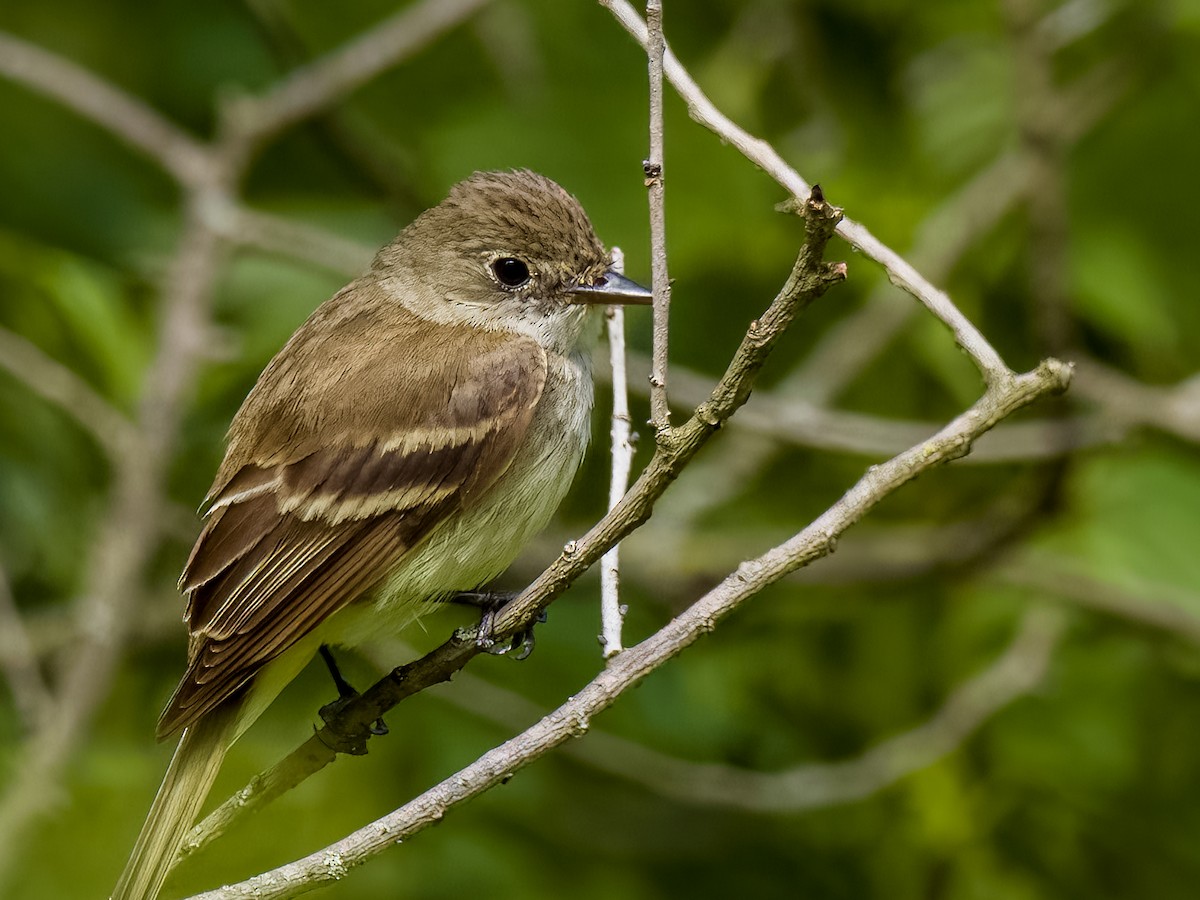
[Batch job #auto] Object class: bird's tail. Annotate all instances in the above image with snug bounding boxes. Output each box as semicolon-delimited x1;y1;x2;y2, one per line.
111;708;235;900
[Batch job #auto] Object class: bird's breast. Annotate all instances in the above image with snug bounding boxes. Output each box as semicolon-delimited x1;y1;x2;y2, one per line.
329;348;594;646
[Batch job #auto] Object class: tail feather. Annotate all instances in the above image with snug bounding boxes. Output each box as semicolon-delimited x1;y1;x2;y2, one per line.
111;708;235;900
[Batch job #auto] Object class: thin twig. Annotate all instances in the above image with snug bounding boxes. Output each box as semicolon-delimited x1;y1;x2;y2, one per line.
0;563;52;732
0;325;136;460
600;248;633;658
0;201;230;882
644;0;672;433
0;30;210;186
229;0;493;152
188;357;1070;899
610;31;1127;546
995;556;1200;646
599;0;1011;385
372;606;1062;813
619;351;1117;463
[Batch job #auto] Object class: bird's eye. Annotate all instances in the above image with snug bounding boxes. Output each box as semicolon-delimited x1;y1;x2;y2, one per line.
492;257;531;288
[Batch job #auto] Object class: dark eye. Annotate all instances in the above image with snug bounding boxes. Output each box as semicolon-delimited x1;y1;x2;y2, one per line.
492;257;531;288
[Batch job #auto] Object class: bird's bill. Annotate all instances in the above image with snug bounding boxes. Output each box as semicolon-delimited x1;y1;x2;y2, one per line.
567;270;653;305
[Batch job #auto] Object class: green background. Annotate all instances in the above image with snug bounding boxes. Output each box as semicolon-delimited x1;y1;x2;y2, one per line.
2;0;1200;897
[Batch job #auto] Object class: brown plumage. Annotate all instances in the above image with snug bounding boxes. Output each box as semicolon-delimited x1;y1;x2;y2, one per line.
159;304;548;736
114;170;650;900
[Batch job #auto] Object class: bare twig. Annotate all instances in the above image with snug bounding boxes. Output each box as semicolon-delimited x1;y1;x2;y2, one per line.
228;0;492;152
644;0;672;433
620;351;1116;463
188;356;1070;899
372;607;1062;813
623;44;1127;545
995;556;1200;646
600;0;1013;385
0;4;499;878
0;203;229;881
0;325;136;460
0;30;209;186
0;563;52;732
601;248;633;658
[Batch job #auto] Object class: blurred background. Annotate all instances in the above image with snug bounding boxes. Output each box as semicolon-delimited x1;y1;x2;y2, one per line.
2;0;1200;897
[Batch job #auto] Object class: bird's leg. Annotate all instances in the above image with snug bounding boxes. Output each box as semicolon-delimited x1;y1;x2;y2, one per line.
317;645;388;737
319;644;357;699
450;590;545;659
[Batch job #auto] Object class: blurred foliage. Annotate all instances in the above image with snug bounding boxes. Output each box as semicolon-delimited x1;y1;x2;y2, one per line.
2;0;1200;898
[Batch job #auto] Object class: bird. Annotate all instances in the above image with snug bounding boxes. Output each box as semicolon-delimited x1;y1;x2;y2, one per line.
112;170;651;900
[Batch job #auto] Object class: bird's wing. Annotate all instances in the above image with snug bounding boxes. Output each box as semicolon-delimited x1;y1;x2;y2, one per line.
157;290;547;737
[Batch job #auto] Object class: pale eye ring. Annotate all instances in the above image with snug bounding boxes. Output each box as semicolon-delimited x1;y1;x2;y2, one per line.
491;257;531;288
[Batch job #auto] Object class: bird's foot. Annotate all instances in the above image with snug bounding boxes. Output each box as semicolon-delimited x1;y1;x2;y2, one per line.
317;645;388;741
450;590;546;659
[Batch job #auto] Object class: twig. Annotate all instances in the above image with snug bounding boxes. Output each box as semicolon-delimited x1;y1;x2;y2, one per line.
560;608;1062;811
371;606;1062;813
187;357;1070;899
0;203;229;882
644;0;672;433
228;0;493;152
0;563;52;732
995;556;1200;646
1072;358;1200;443
0;325;136;460
599;0;1012;385
600;248;633;658
0;4;500;877
0;30;209;187
183;189;848;861
618;44;1126;545
216;203;375;277
619;351;1116;463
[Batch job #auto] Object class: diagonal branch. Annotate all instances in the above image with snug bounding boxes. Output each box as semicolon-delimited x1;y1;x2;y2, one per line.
408;607;1063;813
228;0;493;151
187;354;1070;900
182;189;847;861
0;325;136;460
598;0;1011;385
0;563;52;732
0;30;210;187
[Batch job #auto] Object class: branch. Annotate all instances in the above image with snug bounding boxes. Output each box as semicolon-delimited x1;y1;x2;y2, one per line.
188;357;1069;899
227;0;492;151
598;0;1011;384
0;30;210;186
600;248;634;658
371;606;1062;814
183;189;847;860
0;203;229;883
618;351;1117;463
644;0;672;432
0;325;136;460
0;562;52;732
